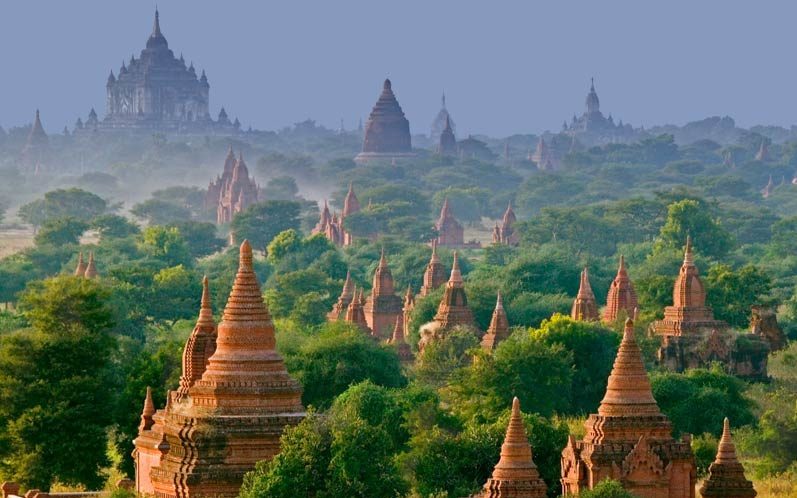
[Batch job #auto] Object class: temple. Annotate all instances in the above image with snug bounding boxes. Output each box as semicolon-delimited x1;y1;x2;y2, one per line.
698;419;756;498
311;201;344;245
651;238;769;379
419;252;476;351
341;182;361;245
603;256;638;323
327;271;355;321
437;114;458;156
344;287;370;333
421;241;447;296
99;10;237;134
492;202;518;245
530;137;557;171
562;78;637;145
430;93;456;142
561;318;697;498
133;241;305;498
478;398;548;498
74;252;87;277
571;268;599;321
388;315;414;364
355;79;415;163
481;292;511;352
21;110;48;170
364;250;403;338
207;148;260;224
435;198;465;247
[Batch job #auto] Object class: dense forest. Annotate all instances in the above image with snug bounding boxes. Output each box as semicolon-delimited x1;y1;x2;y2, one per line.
1;120;797;498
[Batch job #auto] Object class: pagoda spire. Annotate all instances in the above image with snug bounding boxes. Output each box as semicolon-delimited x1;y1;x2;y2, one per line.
571;267;598;321
481;291;511;352
74;251;87;277
598;318;661;417
138;386;156;432
178;277;217;397
603;255;638;323
152;8;162;37
699;418;757;498
448;251;463;286
481;397;547;497
84;251;98;279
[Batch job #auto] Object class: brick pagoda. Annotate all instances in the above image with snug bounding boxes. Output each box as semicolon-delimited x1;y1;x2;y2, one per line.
437;114;457;156
207;148;260;224
561;318;696;498
327;270;355;321
133;241;305;498
364;250;403;338
492;202;519;246
344;287;370;333
481;292;511;352
419;252;476;351
421;241;447;296
311;201;345;245
435;198;465;247
699;418;756;498
341;182;360;245
571;268;599;321
355;79;415;164
603;255;638;323
478;398;548;498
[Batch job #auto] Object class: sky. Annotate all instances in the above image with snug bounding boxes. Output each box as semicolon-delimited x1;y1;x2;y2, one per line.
2;1;797;137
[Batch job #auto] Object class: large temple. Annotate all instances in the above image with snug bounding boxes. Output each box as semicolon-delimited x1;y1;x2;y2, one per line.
562;79;638;145
311;183;360;246
561;318;697;498
363;250;403;338
206;148;260;224
133;241;305;498
651;238;769;379
98;10;238;134
355;79;415;163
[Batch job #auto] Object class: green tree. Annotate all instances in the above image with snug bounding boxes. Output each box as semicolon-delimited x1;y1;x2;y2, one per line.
705;264;772;327
230;201;301;252
137;226;193;268
91;214;140;240
148;265;202;324
577;479;639;498
0;276;116;488
170;221;226;258
33;217;88;246
655;199;733;259
413;326;479;388
131;199;192;225
261;176;299;200
19;188;109;227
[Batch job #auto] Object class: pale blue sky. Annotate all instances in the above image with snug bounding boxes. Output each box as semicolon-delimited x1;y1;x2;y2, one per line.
2;1;796;136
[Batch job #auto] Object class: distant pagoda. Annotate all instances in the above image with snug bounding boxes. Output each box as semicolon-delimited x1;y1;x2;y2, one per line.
207;148;260;224
430;93;456;142
437;114;458;156
421;241;447;296
419;252;476;351
603;255;638;323
561;318;697;497
492;202;518;246
481;292;511;352
99;9;238;134
328;270;355;321
364;250;403;338
133;241;304;498
21;109;49;170
435;198;465;247
571;268;599;321
355;79;415;163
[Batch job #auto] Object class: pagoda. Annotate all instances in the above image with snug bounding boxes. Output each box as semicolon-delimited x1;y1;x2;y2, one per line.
435;198;465;247
74;252;87;277
571;268;599;321
699;419;756;498
207;149;260;224
478;398;548;498
492;202;519;245
437;114;458;156
364;250;403;338
530;137;556;171
418;252;476;351
355;79;415;163
311;201;344;245
651;237;768;378
83;252;98;279
402;285;415;338
430;93;456;142
481;292;511;352
21;110;49;170
603;256;638;323
388;315;414;364
133;241;305;498
327;271;355;321
421;241;447;296
341;182;361;245
560;318;697;498
344;287;370;333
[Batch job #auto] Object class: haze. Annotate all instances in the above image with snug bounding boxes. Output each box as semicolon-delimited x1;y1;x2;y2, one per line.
2;0;796;136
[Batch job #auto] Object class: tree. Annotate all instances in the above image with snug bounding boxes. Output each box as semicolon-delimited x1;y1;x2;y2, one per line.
705;264;773;327
577;479;639;498
131;199;192;225
91;214;140;240
261;176;299;200
19;188;109;227
0;276;116;488
138;226;193;268
33;217;88;246
148;265;202;324
230;201;301;252
282;322;406;409
170;221;225;258
655;199;733;259
413;326;479;388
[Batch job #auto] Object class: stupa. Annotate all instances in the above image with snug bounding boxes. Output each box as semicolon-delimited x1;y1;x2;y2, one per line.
418;252;476;351
435;198;465;247
364;250;403;338
437;114;457;156
402;285;415;338
327;271;355;321
570;268;599;321
133;241;305;498
479;398;548;498
355;79;415;163
345;288;370;333
83;252;98;279
651;237;769;379
21;110;49;170
421;240;447;296
492;202;519;246
388;315;414;364
341;182;361;245
207;148;260;224
560;318;697;498
481;292;511;352
603;256;638;323
698;419;756;498
74;252;87;277
311;201;345;245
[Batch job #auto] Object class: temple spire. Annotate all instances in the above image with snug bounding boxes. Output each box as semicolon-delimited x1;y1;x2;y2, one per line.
449;251;463;286
197;276;214;326
138;386;156;432
84;251;98;279
571;267;598;321
74;251;87;277
480;397;547;497
482;291;511;352
699;417;757;498
152;8;162;37
598;318;661;417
